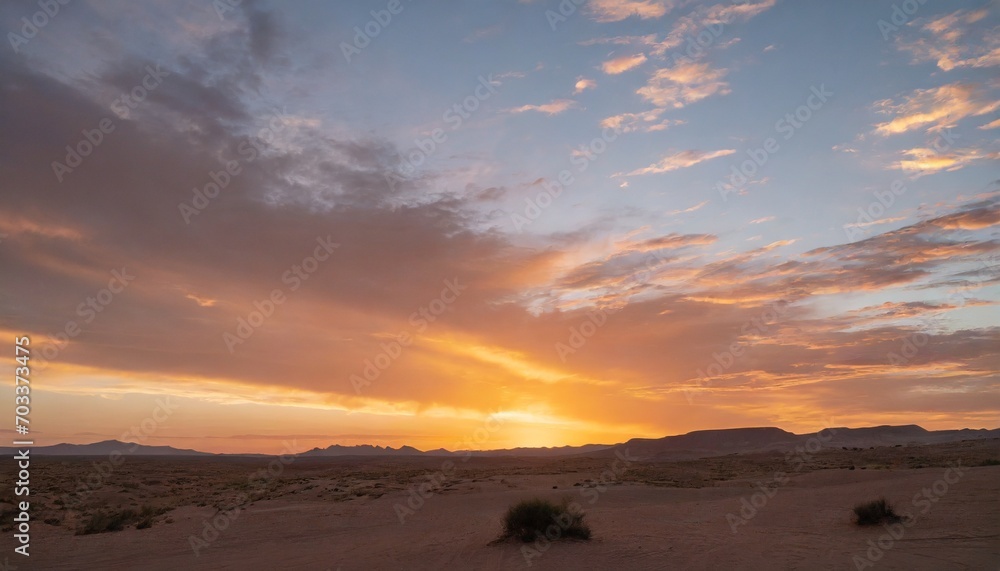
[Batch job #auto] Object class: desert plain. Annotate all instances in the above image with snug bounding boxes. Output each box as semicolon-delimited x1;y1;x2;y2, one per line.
2;437;998;570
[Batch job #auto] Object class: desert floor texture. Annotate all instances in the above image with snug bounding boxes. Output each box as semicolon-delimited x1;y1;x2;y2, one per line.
3;439;999;570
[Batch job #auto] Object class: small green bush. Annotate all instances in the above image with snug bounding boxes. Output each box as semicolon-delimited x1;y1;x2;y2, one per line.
853;498;901;526
499;498;591;543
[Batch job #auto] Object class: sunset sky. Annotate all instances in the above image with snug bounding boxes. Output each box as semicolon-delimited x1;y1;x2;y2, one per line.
1;0;998;454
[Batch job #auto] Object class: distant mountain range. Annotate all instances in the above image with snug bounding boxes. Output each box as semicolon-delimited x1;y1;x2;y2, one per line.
1;439;213;457
300;442;616;458
4;425;997;459
594;425;1000;461
299;444;425;457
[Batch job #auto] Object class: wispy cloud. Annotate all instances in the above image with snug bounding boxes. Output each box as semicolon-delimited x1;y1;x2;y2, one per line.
601;53;648;74
623;232;717;252
579;34;657;47
895;8;999;71
898;146;999;175
637;62;730;108
463;24;503;43
979;118;1000;130
587;0;671;23
495;70;527;82
619;149;735;176
600;108;682;132
832;144;858;153
185;293;218;307
668;200;709;216
648;0;777;57
507;99;579;115
873;83;1000;135
574;77;597;94
843;215;909;229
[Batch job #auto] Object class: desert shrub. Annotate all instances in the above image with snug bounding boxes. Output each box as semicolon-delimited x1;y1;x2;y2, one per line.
499;498;591;543
853;498;900;526
78;509;135;534
135;505;167;529
976;458;1000;467
77;505;169;534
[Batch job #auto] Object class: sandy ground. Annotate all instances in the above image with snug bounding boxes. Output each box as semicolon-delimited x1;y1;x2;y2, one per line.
5;442;999;570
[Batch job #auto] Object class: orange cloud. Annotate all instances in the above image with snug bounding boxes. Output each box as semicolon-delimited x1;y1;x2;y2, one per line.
898;147;999;175
895;8;999;71
637;62;730;107
979;118;1000;130
587;0;670;22
874;83;1000;135
508;98;579;115
574;77;597;93
668;200;709;216
600;108;682;133
601;53;648;74
0;215;83;240
620;149;735;175
648;0;776;56
185;293;218;307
